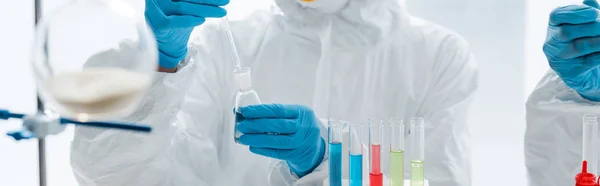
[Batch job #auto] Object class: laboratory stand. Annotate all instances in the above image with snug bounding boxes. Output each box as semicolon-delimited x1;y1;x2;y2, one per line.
1;0;156;186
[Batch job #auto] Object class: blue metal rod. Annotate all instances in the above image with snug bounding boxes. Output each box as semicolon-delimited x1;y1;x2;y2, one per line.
1;109;151;132
59;118;152;132
0;109;24;120
10;113;25;119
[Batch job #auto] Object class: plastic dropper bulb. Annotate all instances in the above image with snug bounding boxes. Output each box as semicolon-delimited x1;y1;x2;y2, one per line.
576;160;597;186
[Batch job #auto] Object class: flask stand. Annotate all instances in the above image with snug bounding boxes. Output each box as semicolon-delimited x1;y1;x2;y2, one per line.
35;0;46;184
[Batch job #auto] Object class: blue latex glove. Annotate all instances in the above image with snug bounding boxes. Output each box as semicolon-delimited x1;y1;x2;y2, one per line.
145;0;229;68
236;104;326;178
544;0;600;101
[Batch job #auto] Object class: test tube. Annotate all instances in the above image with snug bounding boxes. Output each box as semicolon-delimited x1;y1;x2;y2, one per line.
349;122;363;186
410;117;425;186
390;118;405;186
583;115;598;176
369;119;383;186
328;119;343;186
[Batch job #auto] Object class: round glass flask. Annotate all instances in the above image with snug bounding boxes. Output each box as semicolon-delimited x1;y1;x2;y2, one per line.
32;0;157;121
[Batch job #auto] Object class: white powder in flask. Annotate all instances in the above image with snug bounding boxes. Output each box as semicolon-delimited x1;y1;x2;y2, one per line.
43;67;152;119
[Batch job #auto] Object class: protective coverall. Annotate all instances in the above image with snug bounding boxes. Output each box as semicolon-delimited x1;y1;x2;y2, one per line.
70;0;478;185
525;71;600;186
527;1;600;185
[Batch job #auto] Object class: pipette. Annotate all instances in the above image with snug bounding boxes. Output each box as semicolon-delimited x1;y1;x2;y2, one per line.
219;16;242;70
223;15;263;143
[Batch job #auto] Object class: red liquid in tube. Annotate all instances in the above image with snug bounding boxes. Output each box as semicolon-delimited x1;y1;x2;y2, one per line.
370;144;382;186
576;160;597;186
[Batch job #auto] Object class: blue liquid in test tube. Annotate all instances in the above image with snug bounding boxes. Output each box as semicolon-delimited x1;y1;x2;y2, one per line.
329;143;342;185
328;119;343;186
349;123;363;186
350;154;363;185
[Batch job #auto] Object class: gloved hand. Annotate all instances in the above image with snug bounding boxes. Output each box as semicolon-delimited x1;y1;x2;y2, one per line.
145;0;229;69
544;0;600;101
236;104;326;178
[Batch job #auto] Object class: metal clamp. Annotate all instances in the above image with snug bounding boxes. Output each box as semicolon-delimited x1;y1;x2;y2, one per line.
1;109;152;140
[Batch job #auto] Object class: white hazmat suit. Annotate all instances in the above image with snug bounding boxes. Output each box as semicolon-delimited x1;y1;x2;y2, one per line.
526;71;600;186
70;0;478;185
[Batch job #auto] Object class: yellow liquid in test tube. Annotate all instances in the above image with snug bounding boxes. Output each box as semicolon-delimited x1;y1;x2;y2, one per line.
410;160;425;186
390;150;404;186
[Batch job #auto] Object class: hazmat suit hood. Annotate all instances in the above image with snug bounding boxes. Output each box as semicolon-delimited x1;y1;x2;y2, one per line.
274;0;410;48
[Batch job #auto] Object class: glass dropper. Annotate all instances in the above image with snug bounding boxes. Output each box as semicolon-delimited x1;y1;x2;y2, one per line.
219;16;242;71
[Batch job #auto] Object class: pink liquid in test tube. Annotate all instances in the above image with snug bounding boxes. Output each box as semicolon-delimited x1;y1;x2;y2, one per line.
369;119;383;186
371;144;381;174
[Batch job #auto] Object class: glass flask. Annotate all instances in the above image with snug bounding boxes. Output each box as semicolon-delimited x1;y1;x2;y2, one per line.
233;67;261;143
32;0;157;121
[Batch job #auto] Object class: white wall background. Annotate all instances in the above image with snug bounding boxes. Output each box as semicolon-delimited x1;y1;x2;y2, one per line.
0;0;581;185
406;0;583;186
406;0;526;185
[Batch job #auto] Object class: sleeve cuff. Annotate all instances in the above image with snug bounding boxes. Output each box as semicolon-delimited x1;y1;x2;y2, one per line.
533;74;600;109
577;91;600;102
158;49;187;69
269;159;328;186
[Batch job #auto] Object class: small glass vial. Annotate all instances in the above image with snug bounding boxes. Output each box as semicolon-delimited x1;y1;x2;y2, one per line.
233;67;261;143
